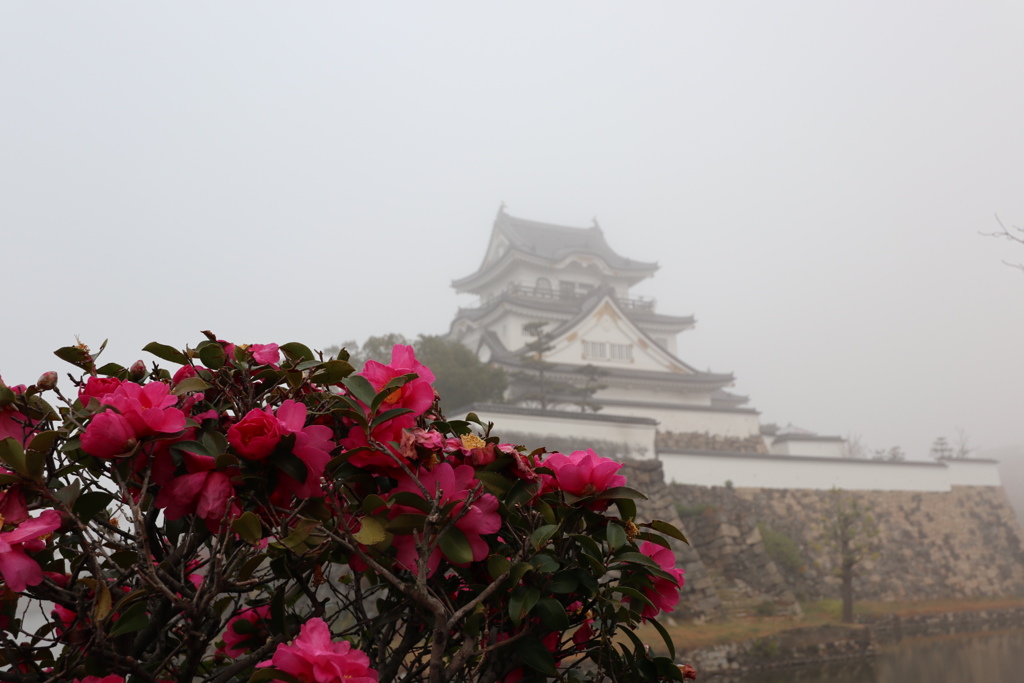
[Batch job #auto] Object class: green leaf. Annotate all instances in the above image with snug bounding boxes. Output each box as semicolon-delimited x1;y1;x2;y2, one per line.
231;512;264;544
280;519;320;550
645;519;690;545
505;479;540;508
529;524;559;551
171;376;212;396
385;513;426;534
93;582;112;621
0;438;28;478
369;407;415;431
487;554;511;580
597;486;648;501
197;342;226;370
53;346;90;367
74;491;114;520
269;587;288;637
142;342;188;365
201;430;229;455
514;634;558;675
473;471;511;496
606;523;627;550
341;375;376;407
170;440;214;457
353;516;388;545
108;601;149;637
275;451;308;484
547;570;578;594
439;526;474;565
361;494;387;513
249;669;301;683
370;373;418;413
649;616;676;661
508;586;541;626
24;448;45;481
52;480;82;508
0;384;16;407
613;551;660;568
531;553;560;573
509;561;533;585
615;497;637;522
279;342;316;362
310;359;355;384
535;598;570;630
95;362;126;377
610;586;654;610
389;491;431;513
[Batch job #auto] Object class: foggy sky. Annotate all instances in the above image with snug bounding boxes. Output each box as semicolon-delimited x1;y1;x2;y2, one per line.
3;2;1023;460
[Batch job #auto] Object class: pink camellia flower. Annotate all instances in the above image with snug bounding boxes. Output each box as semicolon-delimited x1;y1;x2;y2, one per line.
0;382;36;447
388;463;500;577
361;345;435;416
257;617;378;683
542;449;626;500
74;677;125;683
269;401;334;499
171;364;202;386
220;605;271;657
100;381;186;437
80;411;137;459
227;408;285;460
634;541;685;620
249;343;281;366
0;510;61;593
77;376;122;405
0;468;28;526
155;452;239;531
227;401;334;497
342;345;436;471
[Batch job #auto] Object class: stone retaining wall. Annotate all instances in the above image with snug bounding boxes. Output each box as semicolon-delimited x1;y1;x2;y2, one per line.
670;482;1024;602
618;459;1024;618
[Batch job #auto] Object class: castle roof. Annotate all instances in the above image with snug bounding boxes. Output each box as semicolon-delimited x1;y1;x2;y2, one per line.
451;284;695;332
452;209;658;293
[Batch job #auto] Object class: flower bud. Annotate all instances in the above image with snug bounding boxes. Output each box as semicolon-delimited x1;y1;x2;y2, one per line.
36;371;58;391
129;360;147;381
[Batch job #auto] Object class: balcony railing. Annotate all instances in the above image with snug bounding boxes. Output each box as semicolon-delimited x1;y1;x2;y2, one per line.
498;283;656;312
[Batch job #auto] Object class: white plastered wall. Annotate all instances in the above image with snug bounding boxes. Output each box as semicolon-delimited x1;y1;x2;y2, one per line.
469;406;658;459
659;452;1004;492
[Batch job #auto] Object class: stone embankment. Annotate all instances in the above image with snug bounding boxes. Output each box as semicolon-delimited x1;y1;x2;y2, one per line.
681;607;1024;677
620;458;1024;618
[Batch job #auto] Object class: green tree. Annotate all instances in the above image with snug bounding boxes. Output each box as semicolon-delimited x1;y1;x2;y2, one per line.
821;488;879;623
413;334;507;410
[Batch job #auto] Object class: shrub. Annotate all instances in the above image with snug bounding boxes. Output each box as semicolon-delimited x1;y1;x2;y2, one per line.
0;335;694;682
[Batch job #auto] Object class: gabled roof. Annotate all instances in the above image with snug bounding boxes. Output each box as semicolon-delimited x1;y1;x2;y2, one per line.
453;208;658;293
477;294;735;392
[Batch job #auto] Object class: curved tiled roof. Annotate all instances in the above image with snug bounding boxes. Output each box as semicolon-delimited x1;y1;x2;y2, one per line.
494;211;657;272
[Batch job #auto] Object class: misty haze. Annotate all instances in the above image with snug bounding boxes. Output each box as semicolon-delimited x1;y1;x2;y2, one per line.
2;3;1024;682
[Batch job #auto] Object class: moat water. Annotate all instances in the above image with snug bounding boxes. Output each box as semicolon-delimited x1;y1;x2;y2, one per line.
714;628;1024;683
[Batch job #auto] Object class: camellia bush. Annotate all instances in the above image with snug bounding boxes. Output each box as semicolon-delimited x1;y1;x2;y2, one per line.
0;333;695;683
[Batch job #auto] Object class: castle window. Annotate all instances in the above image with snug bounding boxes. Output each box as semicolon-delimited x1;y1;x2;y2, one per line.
610;343;633;362
583;340;633;362
535;277;552;296
583;340;607;359
559;280;576;298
